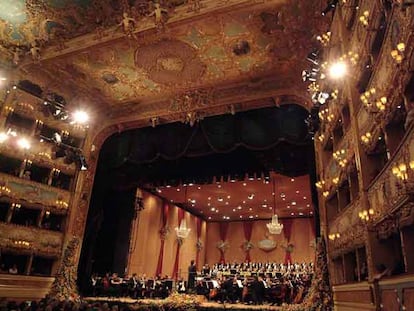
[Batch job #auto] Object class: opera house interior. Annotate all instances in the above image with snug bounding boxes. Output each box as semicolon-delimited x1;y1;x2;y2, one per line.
0;0;413;310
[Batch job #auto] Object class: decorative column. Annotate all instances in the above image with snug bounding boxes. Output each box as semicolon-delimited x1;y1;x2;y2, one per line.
218;222;229;263
195;217;202;268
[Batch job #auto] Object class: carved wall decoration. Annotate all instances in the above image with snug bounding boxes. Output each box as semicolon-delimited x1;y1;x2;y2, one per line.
135;39;206;85
169;88;215;112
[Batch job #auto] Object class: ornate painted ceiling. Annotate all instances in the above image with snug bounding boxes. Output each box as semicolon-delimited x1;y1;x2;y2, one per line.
0;0;327;123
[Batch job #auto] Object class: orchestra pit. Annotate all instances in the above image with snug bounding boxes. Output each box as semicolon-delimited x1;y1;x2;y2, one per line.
0;1;414;311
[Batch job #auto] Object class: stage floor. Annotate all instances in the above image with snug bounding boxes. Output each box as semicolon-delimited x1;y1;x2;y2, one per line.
84;296;283;310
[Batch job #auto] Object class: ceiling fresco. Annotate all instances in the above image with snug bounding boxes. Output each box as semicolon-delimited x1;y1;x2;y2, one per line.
1;0;327;120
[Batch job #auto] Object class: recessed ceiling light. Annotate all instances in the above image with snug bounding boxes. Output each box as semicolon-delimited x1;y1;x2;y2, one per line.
218;197;224;202
269;207;272;210
249;207;253;211
262;204;267;208
216;210;219;213
296;190;299;194
287;206;290;209
310;211;313;215
232;209;236;212
243;183;247;186
303;196;307;199
197;186;201;190
208;197;211;200
227;195;231;199
291;178;295;182
208;216;211;220
177;188;180;192
306;204;310;207
282;198;286;201
211;207;215;211
183;183;187;187
280;193;286;198
225;202;229;205
188;183;194;186
272;192;275;196
291;212;295;215
240;215;243;218
249;215;253;219
157;189;162;193
248;194;254;200
218;184;222;188
237;206;242;210
191;204;195;207
299;212;304;216
208;203;211;206
292;201;297;205
170;199;174;202
243;200;246;204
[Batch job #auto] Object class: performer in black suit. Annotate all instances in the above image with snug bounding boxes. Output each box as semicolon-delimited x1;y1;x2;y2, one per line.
188;260;197;291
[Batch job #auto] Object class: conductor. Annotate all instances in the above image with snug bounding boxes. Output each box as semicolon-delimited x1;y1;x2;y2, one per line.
188;260;197;290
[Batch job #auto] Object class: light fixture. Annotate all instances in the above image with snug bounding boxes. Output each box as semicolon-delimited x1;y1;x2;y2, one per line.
321;0;339;16
175;218;191;239
0;132;8;143
391;43;406;64
392;161;414;181
267;178;283;235
71;110;89;124
328;233;340;241
359;10;370;27
359;209;374;222
328;61;347;79
17;137;31;150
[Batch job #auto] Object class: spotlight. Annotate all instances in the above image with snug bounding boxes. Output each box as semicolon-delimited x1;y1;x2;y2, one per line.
328;61;347;79
53;132;62;144
72;110;89;124
78;154;88;171
306;49;320;65
0;132;8;143
302;68;323;82
321;0;339;16
17;138;31;150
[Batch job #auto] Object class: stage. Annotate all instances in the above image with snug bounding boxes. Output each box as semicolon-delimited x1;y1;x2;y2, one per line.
83;295;286;310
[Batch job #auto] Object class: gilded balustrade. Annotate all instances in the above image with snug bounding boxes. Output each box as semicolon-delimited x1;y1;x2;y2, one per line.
0;172;70;210
0;222;63;257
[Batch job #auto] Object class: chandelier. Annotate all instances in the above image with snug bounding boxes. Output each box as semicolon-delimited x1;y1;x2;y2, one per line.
267;214;283;235
175;219;191;239
267;177;283;235
175;186;191;239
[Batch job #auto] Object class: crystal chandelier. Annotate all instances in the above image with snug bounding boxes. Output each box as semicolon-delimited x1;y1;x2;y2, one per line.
175;219;191;239
267;177;283;235
267;214;283;235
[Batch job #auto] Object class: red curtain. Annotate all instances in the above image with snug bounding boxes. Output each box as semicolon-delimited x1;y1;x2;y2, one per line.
243;221;254;262
219;222;229;263
282;218;294;264
155;202;169;276
309;217;316;239
196;217;202;268
172;208;185;279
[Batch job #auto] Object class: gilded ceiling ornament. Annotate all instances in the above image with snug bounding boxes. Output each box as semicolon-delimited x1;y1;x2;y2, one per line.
169;88;215;113
187;0;203;13
135;39;205;84
149;2;169;30
118;12;138;40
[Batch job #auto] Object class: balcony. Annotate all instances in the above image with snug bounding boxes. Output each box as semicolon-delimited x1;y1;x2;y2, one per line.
0;222;63;257
0;172;70;210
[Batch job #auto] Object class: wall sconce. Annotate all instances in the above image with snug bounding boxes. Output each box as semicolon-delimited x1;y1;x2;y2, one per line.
359;10;370;27
361;132;372;144
333;149;348;167
391;43;406;64
318;134;325;142
328;233;340;241
323;191;330;197
315;180;326;189
392;161;414;181
11;203;21;209
0;185;11;195
375;97;387;111
13;240;30;247
360;88;387;112
359;208;374;222
332;177;340;184
360;88;376;106
316;31;331;46
55;200;69;209
308;82;320;92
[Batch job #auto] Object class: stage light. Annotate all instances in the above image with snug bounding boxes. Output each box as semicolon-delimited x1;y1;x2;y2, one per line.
328;61;347;79
53;132;62;144
0;132;8;143
17;138;30;150
71;110;89;124
321;0;339;16
79;154;88;171
306;50;320;65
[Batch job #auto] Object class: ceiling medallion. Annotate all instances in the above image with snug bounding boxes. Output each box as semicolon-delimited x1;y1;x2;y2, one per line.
135;39;205;84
